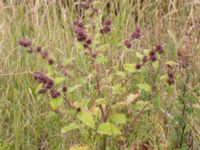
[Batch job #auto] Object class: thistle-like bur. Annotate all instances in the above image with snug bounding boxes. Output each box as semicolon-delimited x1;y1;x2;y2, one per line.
124;40;132;49
131;27;141;39
156;44;164;54
19;39;32;47
50;89;60;98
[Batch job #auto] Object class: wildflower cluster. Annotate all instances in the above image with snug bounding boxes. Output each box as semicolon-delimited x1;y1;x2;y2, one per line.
123;27;141;49
135;44;164;70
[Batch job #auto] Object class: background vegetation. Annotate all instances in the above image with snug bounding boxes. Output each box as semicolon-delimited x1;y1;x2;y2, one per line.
0;0;200;149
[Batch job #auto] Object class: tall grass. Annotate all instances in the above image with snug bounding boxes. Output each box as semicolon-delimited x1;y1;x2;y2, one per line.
0;0;200;149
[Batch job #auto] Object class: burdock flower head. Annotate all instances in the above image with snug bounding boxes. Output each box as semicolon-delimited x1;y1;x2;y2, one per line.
124;40;132;49
131;27;141;39
50;89;60;98
155;44;164;54
100;19;112;34
19;39;32;47
74;21;87;42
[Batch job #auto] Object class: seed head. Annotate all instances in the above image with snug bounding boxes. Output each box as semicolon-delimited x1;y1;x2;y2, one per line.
150;55;157;62
48;58;54;65
135;64;141;70
76;107;81;113
36;46;42;52
62;85;68;93
39;88;47;94
50;90;60;98
105;19;112;26
124;40;131;49
156;44;164;54
19;39;32;47
142;55;148;63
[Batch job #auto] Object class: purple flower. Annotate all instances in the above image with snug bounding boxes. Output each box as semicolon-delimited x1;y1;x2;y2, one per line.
124;40;131;49
131;27;141;39
150;55;157;62
76;107;81;112
39;88;47;94
149;50;155;56
50;90;60;98
48;58;54;65
156;44;164;54
105;19;112;26
142;55;147;63
81;2;90;10
36;46;42;52
62;85;67;93
19;39;32;47
135;64;141;70
167;78;175;85
41;50;49;59
86;37;92;45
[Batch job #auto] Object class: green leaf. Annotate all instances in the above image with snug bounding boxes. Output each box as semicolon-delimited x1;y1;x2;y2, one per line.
123;63;136;73
137;83;151;92
61;122;79;134
95;98;107;105
77;110;95;128
96;54;106;64
54;77;65;85
75;41;84;50
115;71;126;79
35;83;43;94
97;122;121;136
47;65;54;75
112;84;122;95
69;145;88;150
110;113;126;125
135;52;143;59
50;97;63;110
166;60;178;67
160;74;168;81
134;101;149;111
143;49;150;55
67;85;81;93
152;61;159;69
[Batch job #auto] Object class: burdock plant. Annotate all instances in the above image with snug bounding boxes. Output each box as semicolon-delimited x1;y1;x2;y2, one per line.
19;1;174;149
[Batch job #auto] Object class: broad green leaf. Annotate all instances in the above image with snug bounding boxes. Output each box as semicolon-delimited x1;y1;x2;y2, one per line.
152;61;159;69
135;52;143;59
110;113;126;124
47;65;54;75
160;74;168;81
67;85;81;93
97;122;121;136
95;98;107;105
137;83;151;92
50;97;63;110
69;145;88;150
123;63;136;73
134;101;149;111
143;49;150;55
35;83;43;94
115;71;126;79
54;77;65;85
112;84;122;95
77;110;95;128
96;54;106;64
75;41;84;50
166;61;178;67
61;122;79;134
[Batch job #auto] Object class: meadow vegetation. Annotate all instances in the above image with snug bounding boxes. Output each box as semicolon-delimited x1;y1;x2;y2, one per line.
0;0;200;149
